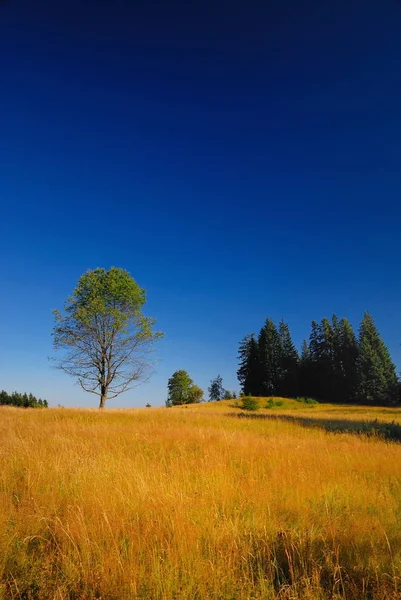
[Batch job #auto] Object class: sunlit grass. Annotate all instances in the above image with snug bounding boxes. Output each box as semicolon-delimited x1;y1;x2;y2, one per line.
1;402;401;599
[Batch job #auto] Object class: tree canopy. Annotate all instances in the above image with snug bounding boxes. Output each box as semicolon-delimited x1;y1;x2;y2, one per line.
208;375;225;402
52;267;162;408
166;370;203;406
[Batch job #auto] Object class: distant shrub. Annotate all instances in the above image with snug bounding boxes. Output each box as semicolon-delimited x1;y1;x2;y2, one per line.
296;397;318;406
145;403;151;408
240;396;259;411
266;398;284;409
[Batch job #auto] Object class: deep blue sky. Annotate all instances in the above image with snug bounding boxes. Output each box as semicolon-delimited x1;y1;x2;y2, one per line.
1;0;400;407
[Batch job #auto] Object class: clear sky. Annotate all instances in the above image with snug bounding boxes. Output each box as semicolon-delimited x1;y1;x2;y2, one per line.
1;0;400;407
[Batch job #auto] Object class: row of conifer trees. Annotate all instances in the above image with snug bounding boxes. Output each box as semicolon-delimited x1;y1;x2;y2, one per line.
237;313;399;405
0;390;48;408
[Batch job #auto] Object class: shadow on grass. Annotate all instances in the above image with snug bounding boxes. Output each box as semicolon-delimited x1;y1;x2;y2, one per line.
231;412;401;443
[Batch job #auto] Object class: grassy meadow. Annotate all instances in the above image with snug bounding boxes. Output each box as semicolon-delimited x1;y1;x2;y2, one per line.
1;400;401;599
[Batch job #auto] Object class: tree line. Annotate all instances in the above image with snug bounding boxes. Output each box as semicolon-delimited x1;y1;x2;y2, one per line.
238;313;399;405
0;390;48;408
48;267;400;408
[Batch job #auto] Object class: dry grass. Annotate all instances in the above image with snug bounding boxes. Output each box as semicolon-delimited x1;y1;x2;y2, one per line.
1;402;401;599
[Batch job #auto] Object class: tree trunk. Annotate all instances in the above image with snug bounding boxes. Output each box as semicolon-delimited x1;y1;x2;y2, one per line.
99;386;107;409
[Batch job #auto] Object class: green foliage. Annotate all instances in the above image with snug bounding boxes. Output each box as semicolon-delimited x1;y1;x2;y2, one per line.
295;396;319;405
266;398;284;408
52;267;162;408
307;318;335;401
258;318;282;396
208;375;225;402
0;390;48;408
237;334;260;396
299;339;312;397
188;384;204;404
238;320;299;399
356;313;398;404
238;312;396;406
335;317;359;403
224;390;232;400
240;396;259;411
167;370;203;405
300;316;359;403
277;320;299;397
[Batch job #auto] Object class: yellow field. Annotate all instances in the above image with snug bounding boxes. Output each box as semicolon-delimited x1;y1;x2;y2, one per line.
1;401;401;599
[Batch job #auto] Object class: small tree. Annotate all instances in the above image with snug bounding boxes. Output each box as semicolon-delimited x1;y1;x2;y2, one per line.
52;267;162;408
208;375;225;401
224;390;232;400
167;370;203;405
188;385;203;404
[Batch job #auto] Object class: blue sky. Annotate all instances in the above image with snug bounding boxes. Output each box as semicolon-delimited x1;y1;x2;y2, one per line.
1;0;400;407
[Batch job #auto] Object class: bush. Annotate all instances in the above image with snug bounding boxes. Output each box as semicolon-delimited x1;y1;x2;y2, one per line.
240;396;259;411
266;398;284;409
296;396;319;406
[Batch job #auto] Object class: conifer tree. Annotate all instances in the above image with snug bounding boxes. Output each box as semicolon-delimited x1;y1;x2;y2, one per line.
258;319;282;396
277;320;299;397
331;314;342;398
356;313;398;404
317;317;336;401
0;390;48;408
305;318;336;401
336;317;359;402
307;320;322;399
208;375;225;402
299;339;312;397
237;334;260;396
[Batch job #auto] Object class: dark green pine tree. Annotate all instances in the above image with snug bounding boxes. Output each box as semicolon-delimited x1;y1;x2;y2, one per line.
318;317;336;401
299;339;313;397
307;318;335;401
356;313;398;405
307;320;323;400
237;334;260;396
277;320;299;397
335;317;359;403
258;318;282;396
331;314;342;400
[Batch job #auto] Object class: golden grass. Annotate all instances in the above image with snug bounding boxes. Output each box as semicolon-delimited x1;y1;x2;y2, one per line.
1;403;401;599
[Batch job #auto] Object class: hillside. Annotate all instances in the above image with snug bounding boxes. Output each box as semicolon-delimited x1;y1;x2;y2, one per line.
1;403;401;599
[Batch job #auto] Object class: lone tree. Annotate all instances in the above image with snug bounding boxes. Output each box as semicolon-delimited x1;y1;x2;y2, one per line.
52;267;162;408
166;370;203;406
208;374;225;401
